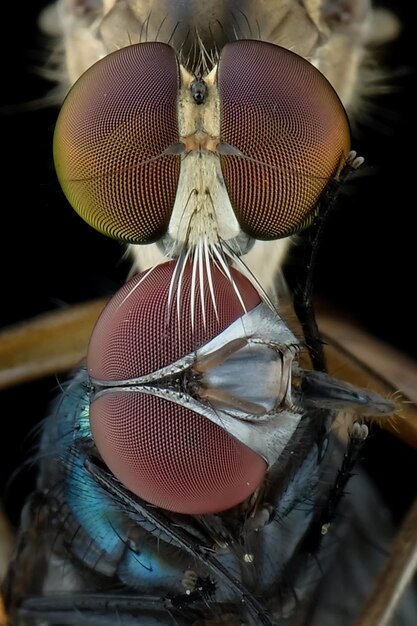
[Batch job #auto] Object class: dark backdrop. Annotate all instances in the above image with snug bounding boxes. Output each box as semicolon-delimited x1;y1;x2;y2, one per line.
1;1;416;526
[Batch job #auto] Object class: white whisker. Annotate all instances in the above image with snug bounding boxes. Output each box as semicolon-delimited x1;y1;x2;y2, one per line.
205;238;219;323
231;22;239;42
209;243;229;278
190;246;199;332
167;254;183;318
198;239;206;330
176;246;191;329
117;265;155;311
223;243;276;312
211;245;246;313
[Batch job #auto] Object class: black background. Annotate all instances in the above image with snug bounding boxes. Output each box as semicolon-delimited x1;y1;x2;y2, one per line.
1;1;416;526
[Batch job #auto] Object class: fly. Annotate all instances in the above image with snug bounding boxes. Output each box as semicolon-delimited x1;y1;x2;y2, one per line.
1;2;417;626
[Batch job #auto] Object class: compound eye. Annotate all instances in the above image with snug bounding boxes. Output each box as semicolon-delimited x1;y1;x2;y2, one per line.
53;43;180;244
218;40;351;239
87;262;266;515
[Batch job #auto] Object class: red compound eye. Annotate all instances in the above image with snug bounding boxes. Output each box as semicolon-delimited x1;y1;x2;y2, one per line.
53;43;180;244
87;261;266;514
218;40;350;239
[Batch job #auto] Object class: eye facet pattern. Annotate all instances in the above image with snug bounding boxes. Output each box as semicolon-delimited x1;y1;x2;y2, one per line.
88;262;266;514
218;40;351;240
53;43;180;244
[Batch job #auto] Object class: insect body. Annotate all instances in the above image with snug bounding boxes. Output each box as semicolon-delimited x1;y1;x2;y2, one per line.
3;259;398;626
2;1;416;625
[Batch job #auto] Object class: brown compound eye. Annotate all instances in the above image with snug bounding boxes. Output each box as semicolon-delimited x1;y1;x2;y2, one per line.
218;40;351;240
53;43;180;244
87;261;266;515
